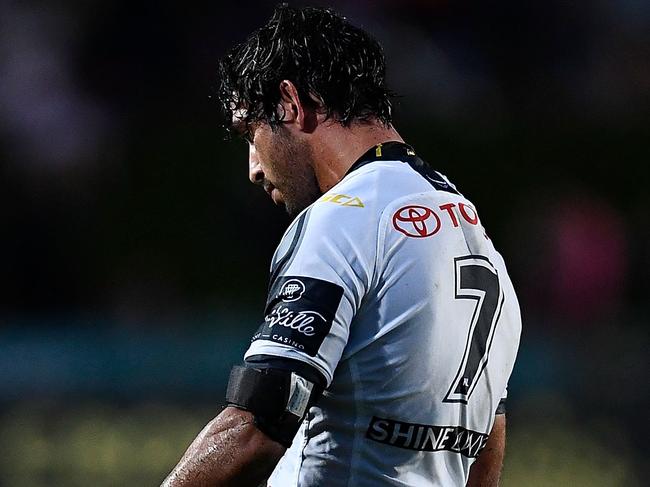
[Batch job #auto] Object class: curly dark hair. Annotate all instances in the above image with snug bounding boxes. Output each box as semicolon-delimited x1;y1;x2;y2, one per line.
217;3;394;136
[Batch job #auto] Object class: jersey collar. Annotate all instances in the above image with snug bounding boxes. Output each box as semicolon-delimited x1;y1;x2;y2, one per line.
345;141;418;176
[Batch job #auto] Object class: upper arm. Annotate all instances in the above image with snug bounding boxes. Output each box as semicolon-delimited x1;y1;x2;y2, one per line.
244;201;376;384
466;414;506;487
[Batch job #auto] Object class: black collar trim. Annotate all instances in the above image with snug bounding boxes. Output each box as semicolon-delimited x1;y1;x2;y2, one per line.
343;141;461;196
345;141;417;176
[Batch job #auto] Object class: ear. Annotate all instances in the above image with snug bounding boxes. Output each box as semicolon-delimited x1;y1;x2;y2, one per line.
278;80;317;133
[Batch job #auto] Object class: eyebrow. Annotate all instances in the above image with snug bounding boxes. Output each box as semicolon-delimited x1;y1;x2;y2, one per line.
229;116;250;141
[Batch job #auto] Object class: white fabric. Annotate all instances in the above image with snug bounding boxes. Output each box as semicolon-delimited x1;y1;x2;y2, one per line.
245;158;522;487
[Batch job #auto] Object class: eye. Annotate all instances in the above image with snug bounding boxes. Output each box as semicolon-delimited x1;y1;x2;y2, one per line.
235;122;254;144
229;118;254;144
242;128;254;144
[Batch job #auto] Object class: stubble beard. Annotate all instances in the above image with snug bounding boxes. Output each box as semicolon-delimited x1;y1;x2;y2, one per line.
272;129;322;217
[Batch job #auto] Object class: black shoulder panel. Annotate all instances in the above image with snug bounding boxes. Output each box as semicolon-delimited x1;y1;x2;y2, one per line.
269;210;310;286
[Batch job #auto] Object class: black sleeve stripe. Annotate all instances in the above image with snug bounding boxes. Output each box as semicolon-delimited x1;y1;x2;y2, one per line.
245;354;327;389
269;209;310;286
495;397;507;415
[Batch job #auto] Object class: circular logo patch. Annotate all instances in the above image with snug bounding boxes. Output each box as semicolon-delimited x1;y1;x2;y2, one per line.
279;279;306;302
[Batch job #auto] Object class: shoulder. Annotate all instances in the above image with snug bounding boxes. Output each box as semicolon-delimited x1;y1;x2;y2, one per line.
270;164;420;287
273;159;457;269
309;160;433;229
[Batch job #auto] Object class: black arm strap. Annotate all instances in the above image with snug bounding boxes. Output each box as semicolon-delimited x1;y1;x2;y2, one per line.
225;365;323;447
495;397;507;415
245;354;327;388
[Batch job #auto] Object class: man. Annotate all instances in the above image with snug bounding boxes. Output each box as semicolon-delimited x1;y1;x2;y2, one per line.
163;5;521;486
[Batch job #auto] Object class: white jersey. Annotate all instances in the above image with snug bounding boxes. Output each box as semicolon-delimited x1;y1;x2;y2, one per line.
244;142;521;487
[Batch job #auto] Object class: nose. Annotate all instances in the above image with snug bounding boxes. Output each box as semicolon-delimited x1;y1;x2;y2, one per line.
248;143;264;185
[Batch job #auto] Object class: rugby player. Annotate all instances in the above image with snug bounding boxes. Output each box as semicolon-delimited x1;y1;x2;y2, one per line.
163;4;521;486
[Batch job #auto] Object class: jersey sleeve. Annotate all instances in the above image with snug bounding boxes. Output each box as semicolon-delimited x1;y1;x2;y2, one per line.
244;200;376;386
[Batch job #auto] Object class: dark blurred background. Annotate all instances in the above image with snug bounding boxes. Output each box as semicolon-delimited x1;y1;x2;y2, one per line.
0;0;648;485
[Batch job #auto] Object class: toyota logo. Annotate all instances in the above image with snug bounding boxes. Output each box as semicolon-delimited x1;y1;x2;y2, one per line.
392;205;441;238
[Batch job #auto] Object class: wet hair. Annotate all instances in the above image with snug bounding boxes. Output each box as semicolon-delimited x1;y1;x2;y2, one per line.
218;3;394;136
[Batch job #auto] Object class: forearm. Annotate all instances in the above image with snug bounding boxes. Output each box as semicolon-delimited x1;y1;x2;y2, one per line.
162;407;285;487
466;414;506;487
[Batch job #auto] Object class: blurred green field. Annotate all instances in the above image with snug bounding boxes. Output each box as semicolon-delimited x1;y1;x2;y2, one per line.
0;402;639;487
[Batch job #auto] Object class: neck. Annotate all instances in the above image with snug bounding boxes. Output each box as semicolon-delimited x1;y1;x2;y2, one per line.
310;120;404;193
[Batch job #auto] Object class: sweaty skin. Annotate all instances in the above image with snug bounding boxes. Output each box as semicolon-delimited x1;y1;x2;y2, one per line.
467;414;506;487
161;407;284;487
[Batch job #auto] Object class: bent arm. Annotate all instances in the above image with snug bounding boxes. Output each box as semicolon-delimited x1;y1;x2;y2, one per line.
161;407;285;487
466;414;506;487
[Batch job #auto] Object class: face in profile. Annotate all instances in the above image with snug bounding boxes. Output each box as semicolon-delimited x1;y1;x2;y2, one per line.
240;119;322;217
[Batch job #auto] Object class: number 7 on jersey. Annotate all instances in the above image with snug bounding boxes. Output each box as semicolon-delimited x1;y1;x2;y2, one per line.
443;255;505;404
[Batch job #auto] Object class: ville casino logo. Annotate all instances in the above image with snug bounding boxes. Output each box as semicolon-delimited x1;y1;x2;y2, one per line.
264;306;326;337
